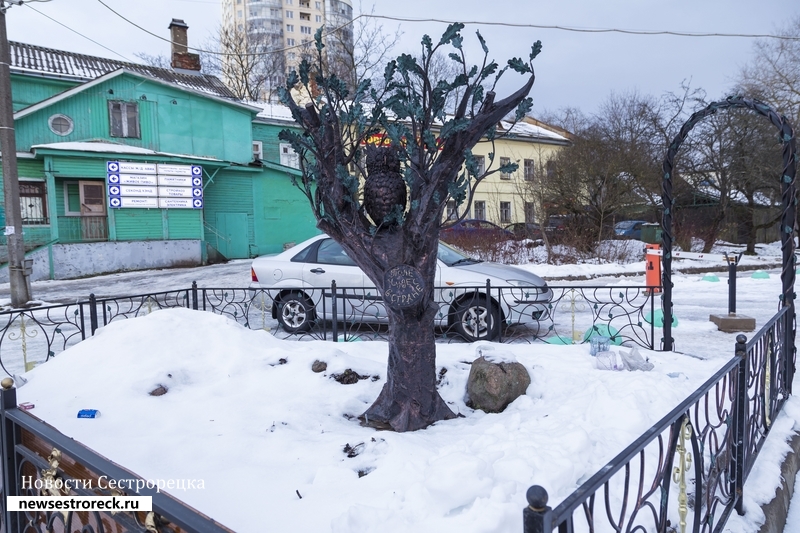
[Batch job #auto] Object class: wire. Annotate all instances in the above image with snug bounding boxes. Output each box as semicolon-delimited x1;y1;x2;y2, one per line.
363;14;800;41
94;0;365;57
23;3;132;61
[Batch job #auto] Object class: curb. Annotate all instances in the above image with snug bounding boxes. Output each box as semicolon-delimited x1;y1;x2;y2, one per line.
758;432;800;533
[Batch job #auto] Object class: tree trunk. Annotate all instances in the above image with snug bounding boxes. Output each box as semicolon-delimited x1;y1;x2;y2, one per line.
361;304;457;431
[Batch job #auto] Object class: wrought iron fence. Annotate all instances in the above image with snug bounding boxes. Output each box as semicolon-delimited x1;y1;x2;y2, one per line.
0;384;233;532
0;281;658;376
522;304;795;533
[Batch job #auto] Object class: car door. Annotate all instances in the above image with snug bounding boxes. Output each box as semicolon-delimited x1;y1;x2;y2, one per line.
303;238;365;320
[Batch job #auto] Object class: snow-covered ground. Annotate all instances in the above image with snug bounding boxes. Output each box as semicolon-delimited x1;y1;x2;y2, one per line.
0;240;797;532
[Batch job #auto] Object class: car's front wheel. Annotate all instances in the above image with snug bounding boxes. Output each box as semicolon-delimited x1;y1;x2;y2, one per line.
277;292;315;333
452;295;501;342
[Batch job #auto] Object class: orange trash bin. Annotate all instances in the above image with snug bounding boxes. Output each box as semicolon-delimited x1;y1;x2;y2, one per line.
645;244;661;294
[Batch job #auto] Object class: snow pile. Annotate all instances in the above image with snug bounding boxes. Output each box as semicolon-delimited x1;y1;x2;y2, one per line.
17;308;727;532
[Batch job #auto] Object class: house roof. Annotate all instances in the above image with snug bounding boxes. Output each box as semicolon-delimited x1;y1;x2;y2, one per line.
31;141;228;165
14;69;260;120
250;101;572;144
10;41;236;100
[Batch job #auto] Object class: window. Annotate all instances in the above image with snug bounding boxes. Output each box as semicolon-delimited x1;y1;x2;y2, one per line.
473;201;486;220
299;0;310;7
300;25;312;34
287;37;295;45
315;1;321;9
475;155;485;175
524;159;535;181
287;51;296;61
48;114;74;136
524;202;536;223
20;181;48;225
546;160;556;178
250;8;258;16
500;201;511;224
446;200;457;220
280;143;300;169
317;239;356;266
108;101;140;138
500;157;511;180
252;141;263;160
285;0;292;4
237;9;243;17
286;24;294;32
315;14;322;22
286;10;293;17
300;12;310;20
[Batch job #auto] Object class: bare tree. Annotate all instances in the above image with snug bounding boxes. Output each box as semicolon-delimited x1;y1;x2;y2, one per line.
202;23;285;102
325;3;402;91
133;52;171;69
738;15;800;126
279;25;540;431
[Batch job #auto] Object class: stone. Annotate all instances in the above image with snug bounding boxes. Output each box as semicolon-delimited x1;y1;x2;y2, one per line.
311;360;327;373
709;313;756;333
149;385;168;396
466;356;531;413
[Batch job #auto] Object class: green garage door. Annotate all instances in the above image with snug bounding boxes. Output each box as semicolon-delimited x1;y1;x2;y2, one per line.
215;213;249;259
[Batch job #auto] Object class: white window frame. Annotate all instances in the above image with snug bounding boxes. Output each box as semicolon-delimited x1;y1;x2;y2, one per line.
473;200;486;220
48;114;74;136
500;157;512;180
500;201;511;224
524;159;536;181
253;141;264;160
280;143;300;169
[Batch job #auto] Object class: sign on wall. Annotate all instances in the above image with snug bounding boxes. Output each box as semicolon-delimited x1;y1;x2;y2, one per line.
107;161;203;209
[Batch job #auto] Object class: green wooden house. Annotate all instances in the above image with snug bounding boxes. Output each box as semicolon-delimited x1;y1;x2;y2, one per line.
2;25;318;282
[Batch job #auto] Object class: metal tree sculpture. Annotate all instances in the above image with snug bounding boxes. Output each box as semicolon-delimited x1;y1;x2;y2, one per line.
279;24;541;431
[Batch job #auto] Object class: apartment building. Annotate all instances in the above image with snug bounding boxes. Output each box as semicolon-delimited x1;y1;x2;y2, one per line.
221;0;354;98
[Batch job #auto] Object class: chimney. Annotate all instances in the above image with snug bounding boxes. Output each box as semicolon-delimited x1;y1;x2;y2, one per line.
168;18;201;72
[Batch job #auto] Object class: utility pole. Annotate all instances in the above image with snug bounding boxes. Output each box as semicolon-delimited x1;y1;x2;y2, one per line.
0;0;31;306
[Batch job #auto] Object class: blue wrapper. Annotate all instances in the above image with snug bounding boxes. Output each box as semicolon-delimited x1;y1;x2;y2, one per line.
77;409;100;419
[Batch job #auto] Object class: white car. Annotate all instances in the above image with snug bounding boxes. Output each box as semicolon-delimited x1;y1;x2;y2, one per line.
249;234;553;342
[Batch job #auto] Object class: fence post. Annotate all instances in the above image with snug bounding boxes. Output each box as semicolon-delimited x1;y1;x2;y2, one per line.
191;281;198;310
1;378;20;532
732;334;748;515
523;485;552;533
331;281;338;342
725;253;742;315
89;293;98;335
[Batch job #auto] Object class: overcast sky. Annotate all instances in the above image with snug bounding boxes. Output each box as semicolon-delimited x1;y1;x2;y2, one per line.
7;0;800;116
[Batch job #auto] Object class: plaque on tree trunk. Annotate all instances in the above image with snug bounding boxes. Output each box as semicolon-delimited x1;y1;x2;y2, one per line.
383;265;425;309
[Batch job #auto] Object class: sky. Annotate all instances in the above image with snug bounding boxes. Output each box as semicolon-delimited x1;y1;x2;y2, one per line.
3;242;798;532
7;0;800;117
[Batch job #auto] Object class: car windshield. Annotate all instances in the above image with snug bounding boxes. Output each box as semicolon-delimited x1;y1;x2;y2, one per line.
437;241;480;266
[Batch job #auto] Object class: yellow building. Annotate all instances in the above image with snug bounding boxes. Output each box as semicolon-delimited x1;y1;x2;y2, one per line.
446;117;572;227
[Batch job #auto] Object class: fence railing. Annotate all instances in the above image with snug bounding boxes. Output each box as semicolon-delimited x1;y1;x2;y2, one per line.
0;383;234;532
522;304;795;533
0;282;658;376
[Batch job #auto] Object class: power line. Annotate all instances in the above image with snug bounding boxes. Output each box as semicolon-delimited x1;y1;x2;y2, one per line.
364;14;800;41
95;0;364;57
24;3;132;61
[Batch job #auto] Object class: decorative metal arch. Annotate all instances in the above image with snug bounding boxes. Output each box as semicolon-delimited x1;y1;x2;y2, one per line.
661;96;797;356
